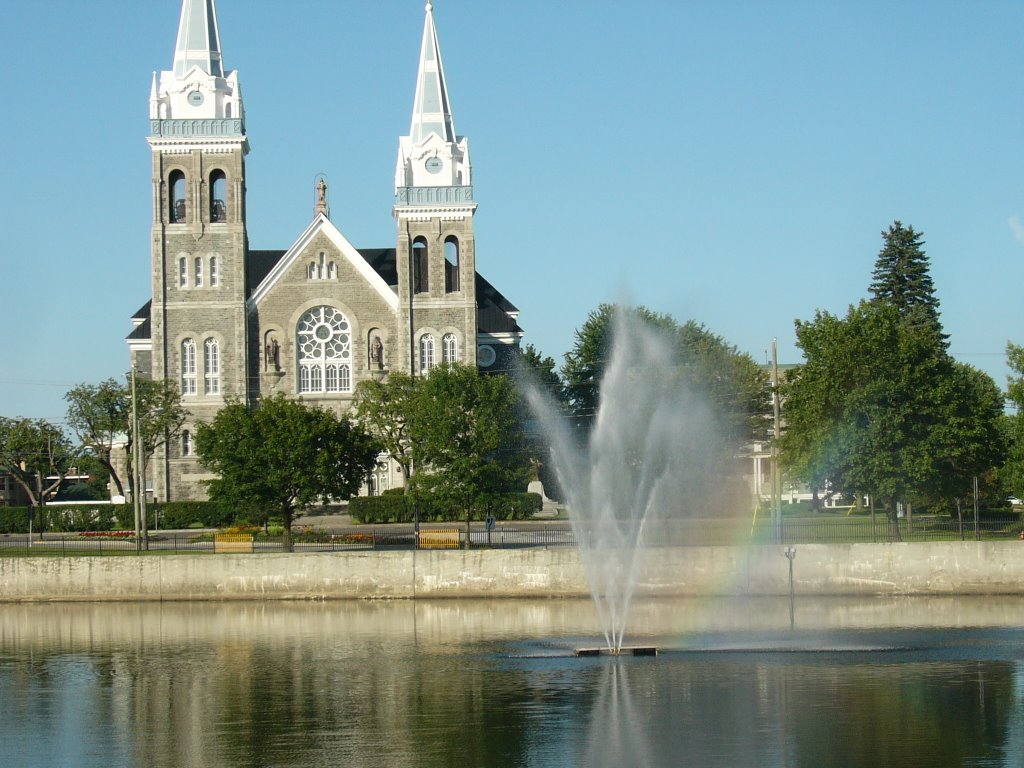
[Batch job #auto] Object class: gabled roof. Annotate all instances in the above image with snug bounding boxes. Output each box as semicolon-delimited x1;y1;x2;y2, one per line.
247;250;286;295
476;274;522;335
248;214;400;310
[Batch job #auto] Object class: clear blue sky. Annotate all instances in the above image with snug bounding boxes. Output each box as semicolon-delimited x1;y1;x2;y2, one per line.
2;1;1022;425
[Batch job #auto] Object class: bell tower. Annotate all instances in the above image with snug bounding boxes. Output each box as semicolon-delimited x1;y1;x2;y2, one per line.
395;2;478;374
146;0;249;500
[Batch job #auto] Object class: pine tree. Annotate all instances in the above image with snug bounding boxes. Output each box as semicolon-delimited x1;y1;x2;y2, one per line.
869;221;943;337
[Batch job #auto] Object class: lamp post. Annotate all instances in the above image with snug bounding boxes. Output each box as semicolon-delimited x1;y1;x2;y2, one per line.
784;546;797;628
128;367;141;552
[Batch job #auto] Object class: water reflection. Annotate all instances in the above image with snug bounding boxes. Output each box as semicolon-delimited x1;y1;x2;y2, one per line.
2;598;1024;767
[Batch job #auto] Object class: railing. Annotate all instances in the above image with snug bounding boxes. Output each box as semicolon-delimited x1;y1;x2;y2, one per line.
0;516;1019;557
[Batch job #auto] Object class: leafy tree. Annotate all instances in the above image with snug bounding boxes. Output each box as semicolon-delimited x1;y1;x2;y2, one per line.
929;362;1006;512
1000;342;1024;500
561;303;769;445
869;221;943;339
353;372;419;485
781;302;943;535
783;222;1005;533
65;378;131;498
0;418;76;533
195;394;380;549
516;344;566;407
406;364;530;538
64;377;186;511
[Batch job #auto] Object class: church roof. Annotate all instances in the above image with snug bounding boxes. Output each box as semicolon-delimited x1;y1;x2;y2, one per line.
247;249;286;295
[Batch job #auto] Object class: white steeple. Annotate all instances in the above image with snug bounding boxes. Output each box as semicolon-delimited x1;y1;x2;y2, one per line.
173;0;224;79
149;0;244;136
395;2;472;199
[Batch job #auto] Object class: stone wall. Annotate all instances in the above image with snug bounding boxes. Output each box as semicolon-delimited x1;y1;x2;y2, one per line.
3;542;1024;602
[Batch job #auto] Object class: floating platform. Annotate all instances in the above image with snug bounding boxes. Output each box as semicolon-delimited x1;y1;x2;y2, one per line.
575;646;659;657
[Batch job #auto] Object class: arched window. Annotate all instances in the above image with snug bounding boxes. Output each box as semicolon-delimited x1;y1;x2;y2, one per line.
419;334;436;375
169;171;186;223
210;256;219;287
369;457;390;496
181;339;197;395
204;338;220;395
296;306;352;393
444;237;460;293
442;333;459;365
178;257;188;288
412;237;428;293
210;170;227;223
194;257;203;287
181;430;193;457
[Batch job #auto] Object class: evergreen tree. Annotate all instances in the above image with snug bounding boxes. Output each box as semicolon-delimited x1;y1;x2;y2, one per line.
869;221;943;339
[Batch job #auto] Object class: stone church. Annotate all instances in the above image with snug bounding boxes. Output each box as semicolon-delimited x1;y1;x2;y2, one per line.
128;0;523;502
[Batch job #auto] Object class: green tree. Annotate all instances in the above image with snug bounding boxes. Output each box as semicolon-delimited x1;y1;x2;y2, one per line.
516;344;566;407
781;302;944;535
561;303;769;444
929;362;1006;512
64;378;131;498
353;371;419;485
0;418;76;534
406;364;529;538
869;221;943;338
195;394;380;549
1000;342;1024;501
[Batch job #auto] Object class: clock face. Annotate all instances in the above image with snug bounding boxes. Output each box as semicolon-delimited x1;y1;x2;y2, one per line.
187;90;204;107
424;156;443;174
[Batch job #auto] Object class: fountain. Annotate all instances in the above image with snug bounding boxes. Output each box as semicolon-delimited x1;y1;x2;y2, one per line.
526;309;725;655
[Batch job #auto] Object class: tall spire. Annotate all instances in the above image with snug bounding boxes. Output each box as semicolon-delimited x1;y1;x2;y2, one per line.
173;0;224;78
151;0;243;131
410;2;456;145
395;2;472;197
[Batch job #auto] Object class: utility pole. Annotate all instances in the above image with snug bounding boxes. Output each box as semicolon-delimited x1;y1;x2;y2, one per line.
130;366;141;553
771;339;782;543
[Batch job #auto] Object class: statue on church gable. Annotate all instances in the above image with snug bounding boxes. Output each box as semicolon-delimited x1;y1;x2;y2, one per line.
314;176;329;219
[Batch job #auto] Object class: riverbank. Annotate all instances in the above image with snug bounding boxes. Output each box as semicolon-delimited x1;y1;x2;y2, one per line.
2;541;1024;601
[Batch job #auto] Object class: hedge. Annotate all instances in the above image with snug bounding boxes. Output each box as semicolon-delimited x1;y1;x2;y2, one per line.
349;492;542;525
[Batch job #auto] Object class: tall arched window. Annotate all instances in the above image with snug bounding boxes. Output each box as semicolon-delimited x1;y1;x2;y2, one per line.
194;257;203;287
178;257;188;288
442;333;459;365
169;171;186;223
210;256;219;287
181;339;197;395
204;338;220;395
181;430;193;457
412;237;428;293
296;306;352;393
419;334;436;375
444;237;460;293
210;170;227;223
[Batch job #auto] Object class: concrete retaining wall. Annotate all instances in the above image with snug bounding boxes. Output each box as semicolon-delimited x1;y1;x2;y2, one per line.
2;542;1024;602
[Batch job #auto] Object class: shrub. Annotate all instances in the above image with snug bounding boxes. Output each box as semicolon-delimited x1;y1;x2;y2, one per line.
348;494;414;524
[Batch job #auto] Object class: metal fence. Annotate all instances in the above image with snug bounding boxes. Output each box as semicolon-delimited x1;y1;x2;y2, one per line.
0;516;1019;557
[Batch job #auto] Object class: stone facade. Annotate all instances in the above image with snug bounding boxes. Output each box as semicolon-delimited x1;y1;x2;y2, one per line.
128;2;522;502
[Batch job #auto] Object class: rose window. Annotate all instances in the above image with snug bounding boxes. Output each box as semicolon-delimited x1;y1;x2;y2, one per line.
297;306;352;392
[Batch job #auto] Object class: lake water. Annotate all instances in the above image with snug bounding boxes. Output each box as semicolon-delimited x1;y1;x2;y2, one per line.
2;596;1024;768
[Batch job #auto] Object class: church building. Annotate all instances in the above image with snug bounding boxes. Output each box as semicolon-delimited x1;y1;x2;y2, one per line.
128;0;523;502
